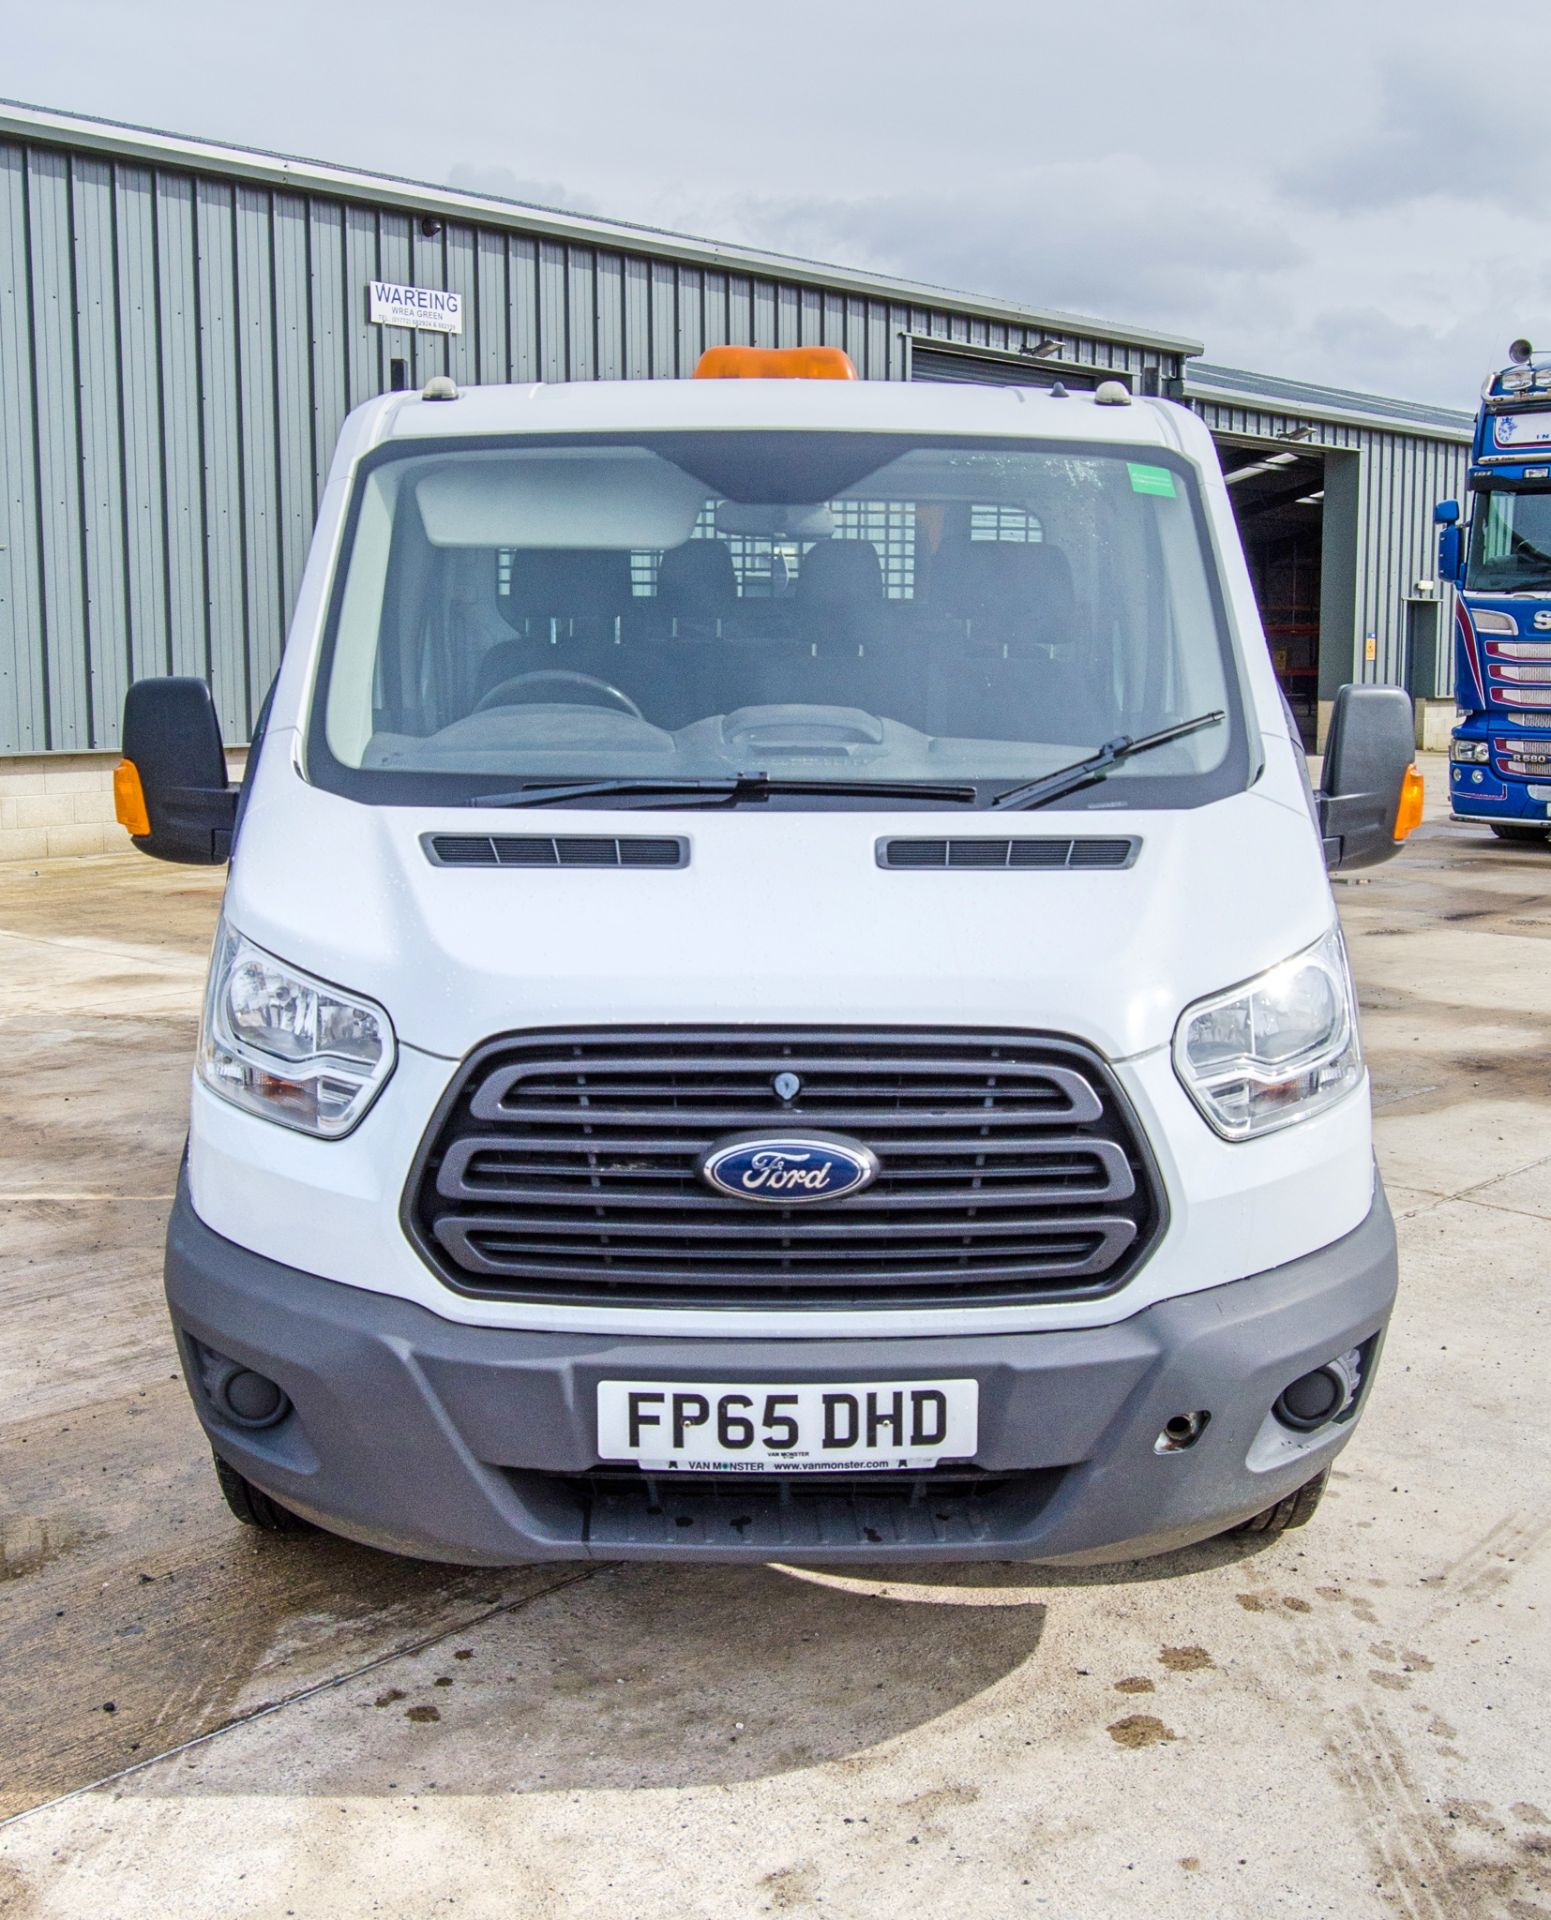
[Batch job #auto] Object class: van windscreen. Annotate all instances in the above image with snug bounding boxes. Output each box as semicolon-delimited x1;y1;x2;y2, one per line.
308;432;1247;810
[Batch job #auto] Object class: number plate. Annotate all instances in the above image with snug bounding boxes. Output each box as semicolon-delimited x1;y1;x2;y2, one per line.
596;1378;979;1473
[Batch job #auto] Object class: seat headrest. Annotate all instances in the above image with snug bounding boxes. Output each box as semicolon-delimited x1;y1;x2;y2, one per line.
797;539;884;606
504;548;632;619
929;539;1075;639
657;539;738;615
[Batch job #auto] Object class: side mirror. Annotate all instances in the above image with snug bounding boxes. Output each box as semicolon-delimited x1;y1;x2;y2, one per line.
1434;498;1464;586
115;678;237;865
1316;684;1423;872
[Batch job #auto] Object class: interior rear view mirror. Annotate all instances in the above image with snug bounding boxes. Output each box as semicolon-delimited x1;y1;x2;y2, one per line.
1317;684;1422;872
115;678;238;865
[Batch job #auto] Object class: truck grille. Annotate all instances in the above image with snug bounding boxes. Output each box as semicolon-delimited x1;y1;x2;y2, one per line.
406;1028;1163;1309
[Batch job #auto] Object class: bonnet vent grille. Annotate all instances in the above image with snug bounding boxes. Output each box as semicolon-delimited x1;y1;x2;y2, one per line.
878;837;1138;871
425;835;688;869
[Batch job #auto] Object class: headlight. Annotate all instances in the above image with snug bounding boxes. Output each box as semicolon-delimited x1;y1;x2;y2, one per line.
1451;739;1491;763
198;921;395;1136
1172;928;1362;1140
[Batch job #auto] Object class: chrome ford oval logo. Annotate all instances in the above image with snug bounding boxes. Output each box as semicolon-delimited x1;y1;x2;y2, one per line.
699;1132;879;1205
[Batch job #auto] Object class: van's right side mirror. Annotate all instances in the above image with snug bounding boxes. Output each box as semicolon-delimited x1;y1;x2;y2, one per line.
114;678;238;865
1316;684;1424;872
1434;498;1464;586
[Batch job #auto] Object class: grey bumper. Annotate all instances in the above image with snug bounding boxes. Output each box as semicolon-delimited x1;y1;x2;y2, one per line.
165;1173;1397;1566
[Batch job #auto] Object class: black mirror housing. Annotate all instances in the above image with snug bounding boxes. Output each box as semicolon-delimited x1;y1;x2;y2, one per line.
120;678;237;865
1316;684;1417;872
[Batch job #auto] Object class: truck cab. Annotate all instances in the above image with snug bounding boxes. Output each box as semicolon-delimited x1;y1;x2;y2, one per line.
116;349;1419;1566
1438;339;1551;842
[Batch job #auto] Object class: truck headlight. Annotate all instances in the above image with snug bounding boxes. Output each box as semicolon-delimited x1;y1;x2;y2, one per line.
198;921;395;1136
1451;740;1491;763
1172;928;1362;1140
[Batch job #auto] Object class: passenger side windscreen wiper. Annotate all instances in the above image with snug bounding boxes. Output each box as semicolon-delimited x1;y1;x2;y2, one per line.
988;711;1227;812
468;773;981;809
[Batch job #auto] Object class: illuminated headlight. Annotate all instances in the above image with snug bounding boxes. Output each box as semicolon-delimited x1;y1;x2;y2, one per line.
1173;928;1363;1140
198;921;395;1136
1451;739;1491;763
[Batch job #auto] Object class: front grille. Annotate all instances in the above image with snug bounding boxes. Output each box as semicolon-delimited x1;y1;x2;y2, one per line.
406;1028;1163;1309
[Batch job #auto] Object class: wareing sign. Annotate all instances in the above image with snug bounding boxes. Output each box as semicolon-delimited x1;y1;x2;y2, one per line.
368;281;464;334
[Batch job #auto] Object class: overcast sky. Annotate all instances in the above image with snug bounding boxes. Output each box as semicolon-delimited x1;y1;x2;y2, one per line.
7;0;1546;409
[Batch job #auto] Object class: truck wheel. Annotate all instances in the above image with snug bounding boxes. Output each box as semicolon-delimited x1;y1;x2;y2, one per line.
212;1450;313;1534
1490;824;1550;844
1228;1468;1328;1537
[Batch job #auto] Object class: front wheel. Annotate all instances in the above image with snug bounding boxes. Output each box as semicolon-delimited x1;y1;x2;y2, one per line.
1227;1468;1328;1538
1490;823;1550;844
212;1451;313;1534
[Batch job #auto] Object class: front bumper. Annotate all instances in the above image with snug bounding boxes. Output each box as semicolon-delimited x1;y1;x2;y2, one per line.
165;1173;1398;1566
1449;763;1551;821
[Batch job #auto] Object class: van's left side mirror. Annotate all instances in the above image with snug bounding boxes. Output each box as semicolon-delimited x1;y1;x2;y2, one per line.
1316;683;1423;872
1434;498;1464;586
115;678;237;865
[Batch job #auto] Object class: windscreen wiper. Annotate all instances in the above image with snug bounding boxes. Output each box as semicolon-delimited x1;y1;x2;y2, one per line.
988;711;1226;812
468;773;980;809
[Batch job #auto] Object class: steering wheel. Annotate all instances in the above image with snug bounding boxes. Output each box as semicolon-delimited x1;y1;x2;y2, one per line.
474;669;644;719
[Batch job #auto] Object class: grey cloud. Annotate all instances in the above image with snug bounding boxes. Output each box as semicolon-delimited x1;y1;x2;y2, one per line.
1279;51;1545;214
718;175;1304;344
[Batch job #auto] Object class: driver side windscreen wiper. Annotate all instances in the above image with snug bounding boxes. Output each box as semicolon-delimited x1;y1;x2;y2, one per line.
988;711;1226;812
468;773;980;809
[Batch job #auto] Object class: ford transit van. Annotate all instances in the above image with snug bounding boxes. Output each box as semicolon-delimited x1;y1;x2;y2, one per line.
116;347;1420;1565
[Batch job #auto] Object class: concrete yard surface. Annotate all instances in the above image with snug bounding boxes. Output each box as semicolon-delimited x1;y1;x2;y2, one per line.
1;755;1549;1918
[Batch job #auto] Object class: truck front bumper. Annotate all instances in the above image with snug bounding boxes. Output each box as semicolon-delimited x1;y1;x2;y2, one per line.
1449;763;1551;822
165;1173;1398;1566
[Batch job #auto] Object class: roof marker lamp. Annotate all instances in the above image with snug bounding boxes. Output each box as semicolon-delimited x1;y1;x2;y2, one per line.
198;921;396;1137
1173;928;1363;1140
693;345;857;379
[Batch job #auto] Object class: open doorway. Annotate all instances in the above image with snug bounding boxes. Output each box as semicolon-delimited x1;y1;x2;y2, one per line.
1213;437;1327;747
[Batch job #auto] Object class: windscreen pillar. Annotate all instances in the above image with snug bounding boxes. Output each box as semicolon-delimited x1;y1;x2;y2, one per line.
1316;451;1362;752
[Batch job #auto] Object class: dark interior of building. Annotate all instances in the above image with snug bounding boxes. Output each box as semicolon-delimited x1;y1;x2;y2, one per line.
1213;437;1327;746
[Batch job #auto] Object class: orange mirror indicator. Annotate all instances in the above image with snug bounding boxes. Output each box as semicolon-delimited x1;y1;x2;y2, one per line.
693;345;858;380
113;757;151;838
1393;765;1424;841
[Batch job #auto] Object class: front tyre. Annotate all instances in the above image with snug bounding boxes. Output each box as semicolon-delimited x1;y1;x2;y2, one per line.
212;1450;314;1534
1227;1468;1328;1538
1490;823;1551;845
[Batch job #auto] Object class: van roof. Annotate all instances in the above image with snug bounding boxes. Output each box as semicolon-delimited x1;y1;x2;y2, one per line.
370;377;1189;453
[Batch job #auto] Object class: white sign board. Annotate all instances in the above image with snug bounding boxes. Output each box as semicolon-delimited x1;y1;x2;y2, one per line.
368;281;463;335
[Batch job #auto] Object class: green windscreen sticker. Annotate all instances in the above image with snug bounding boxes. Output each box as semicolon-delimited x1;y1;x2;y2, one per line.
1127;463;1177;498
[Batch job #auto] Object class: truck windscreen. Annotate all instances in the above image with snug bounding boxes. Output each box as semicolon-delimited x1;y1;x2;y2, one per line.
1467;486;1551;594
308;432;1248;810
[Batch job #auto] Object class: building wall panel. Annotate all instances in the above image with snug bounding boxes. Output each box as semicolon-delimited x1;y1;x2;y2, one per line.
29;149;91;752
114;164;170;688
155;172;208;686
271;191;317;630
0;144;47;752
72;156;131;747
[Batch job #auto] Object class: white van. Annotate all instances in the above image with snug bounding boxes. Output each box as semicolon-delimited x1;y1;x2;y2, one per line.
117;346;1421;1566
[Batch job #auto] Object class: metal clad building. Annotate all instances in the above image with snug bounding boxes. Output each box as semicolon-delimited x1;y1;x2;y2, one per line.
0;103;1194;757
0;100;1473;766
1186;363;1471;718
